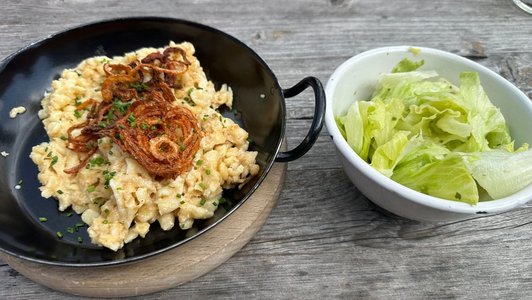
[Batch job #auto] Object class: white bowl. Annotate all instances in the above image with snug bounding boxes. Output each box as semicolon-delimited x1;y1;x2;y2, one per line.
325;46;532;222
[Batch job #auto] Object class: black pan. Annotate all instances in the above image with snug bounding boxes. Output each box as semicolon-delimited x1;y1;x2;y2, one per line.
0;17;325;266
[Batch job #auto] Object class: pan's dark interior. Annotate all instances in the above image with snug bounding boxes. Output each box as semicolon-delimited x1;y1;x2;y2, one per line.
0;18;284;265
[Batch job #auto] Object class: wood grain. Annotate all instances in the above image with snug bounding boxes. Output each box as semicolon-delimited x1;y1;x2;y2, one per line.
0;0;531;299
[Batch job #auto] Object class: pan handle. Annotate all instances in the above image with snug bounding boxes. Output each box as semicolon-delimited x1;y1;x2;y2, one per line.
275;77;326;162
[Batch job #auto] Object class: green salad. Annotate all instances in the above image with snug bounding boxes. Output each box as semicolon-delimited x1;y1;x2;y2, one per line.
336;58;532;205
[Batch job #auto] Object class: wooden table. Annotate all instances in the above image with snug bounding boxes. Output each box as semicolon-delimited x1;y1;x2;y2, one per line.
1;0;531;298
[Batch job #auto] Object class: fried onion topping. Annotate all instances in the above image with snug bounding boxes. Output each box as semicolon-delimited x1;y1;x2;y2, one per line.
64;47;201;179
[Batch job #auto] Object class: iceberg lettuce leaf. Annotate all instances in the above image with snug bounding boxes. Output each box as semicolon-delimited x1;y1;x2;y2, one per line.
370;131;410;177
461;149;532;199
393;153;479;205
457;72;512;152
392;58;425;73
335;59;530;203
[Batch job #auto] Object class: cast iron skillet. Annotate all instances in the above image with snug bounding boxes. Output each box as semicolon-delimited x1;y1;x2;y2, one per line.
0;17;325;266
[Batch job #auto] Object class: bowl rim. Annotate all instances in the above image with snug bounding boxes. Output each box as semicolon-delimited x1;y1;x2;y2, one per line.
325;45;532;215
0;16;285;267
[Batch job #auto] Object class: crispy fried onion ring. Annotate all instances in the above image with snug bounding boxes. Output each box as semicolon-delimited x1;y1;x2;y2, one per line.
109;99;201;178
64;47;201;179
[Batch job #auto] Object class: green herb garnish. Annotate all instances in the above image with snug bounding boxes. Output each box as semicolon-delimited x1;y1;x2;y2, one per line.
92;197;106;206
87;185;96;193
50;156;59;167
89;156;105;167
129;82;148;92
127;113;136;128
103;170;116;187
112;99;132;115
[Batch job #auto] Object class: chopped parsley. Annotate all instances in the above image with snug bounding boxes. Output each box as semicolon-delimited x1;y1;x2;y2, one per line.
180;200;185;205
74;110;83;118
88;156;106;167
127;113;136;128
75;222;85;228
50;156;59;168
85;141;97;151
66;212;73;217
183;93;195;106
129;82;148;92
103;170;116;187
196;160;204;166
60;135;68;141
140;122;148;130
67;227;75;234
87;185;96;193
77;236;83;243
212;202;218;207
199;198;206;206
102;219;109;224
219;197;227;204
92;197;106;206
57;189;64;195
176;193;182;198
199;182;206;190
38;217;48;222
205;169;211;175
56;231;63;238
112;99;132;115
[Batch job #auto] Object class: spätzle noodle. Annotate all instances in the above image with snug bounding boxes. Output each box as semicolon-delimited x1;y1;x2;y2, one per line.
30;42;260;251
